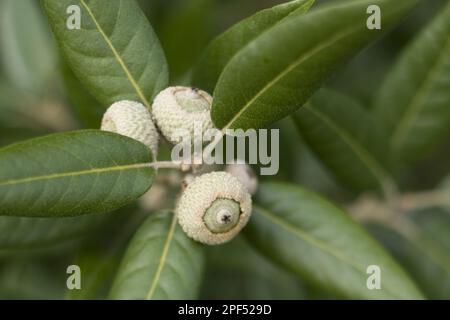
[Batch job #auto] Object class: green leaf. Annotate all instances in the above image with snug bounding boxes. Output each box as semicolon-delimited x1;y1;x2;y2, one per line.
211;0;419;130
65;208;149;299
109;211;204;300
368;209;450;299
293;89;392;192
200;236;306;299
414;208;450;253
41;0;168;108
245;182;424;299
0;214;110;251
0;130;154;217
65;247;120;300
375;2;450;163
193;0;315;93
0;0;56;92
0;258;66;299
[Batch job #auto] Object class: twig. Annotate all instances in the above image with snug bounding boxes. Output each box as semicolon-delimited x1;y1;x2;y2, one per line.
399;190;450;212
147;161;184;170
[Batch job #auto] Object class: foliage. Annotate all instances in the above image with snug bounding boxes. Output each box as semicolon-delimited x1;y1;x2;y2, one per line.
0;0;449;300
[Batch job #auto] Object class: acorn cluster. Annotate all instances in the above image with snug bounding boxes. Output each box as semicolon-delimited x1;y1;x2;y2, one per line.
100;87;257;245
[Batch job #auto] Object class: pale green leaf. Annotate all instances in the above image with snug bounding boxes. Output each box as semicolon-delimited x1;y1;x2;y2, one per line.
201;236;306;299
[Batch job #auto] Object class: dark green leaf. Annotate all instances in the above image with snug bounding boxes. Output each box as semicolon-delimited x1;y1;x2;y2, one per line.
0;214;110;250
65;248;120;300
193;0;315;93
293;89;392;192
61;60;104;128
0;130;154;217
41;0;168;108
375;2;450;163
0;258;66;299
200;236;306;299
245;182;424;299
212;0;419;130
109;211;204;300
368;209;450;299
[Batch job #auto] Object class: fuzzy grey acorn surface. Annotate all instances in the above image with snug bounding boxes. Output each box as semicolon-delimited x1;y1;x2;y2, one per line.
152;86;215;146
101;100;159;158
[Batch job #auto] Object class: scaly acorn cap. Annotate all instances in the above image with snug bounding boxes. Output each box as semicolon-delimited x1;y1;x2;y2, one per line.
152;86;214;145
101;100;159;158
225;163;258;195
176;171;252;245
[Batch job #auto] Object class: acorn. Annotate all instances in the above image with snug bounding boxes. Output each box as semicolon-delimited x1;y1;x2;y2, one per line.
176;171;252;245
152;86;214;146
101;100;159;158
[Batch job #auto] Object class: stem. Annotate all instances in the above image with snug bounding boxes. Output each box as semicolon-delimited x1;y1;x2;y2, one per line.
399;190;450;212
147;161;183;170
349;189;450;229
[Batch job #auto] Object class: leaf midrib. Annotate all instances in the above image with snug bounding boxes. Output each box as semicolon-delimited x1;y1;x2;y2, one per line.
146;213;178;300
391;33;450;150
79;0;151;108
219;0;415;130
219;0;382;131
254;204;400;299
0;163;149;187
303;104;391;189
220;23;362;130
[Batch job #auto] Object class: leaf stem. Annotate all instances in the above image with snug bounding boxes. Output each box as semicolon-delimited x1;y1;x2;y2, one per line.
399;190;450;212
147;161;184;170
